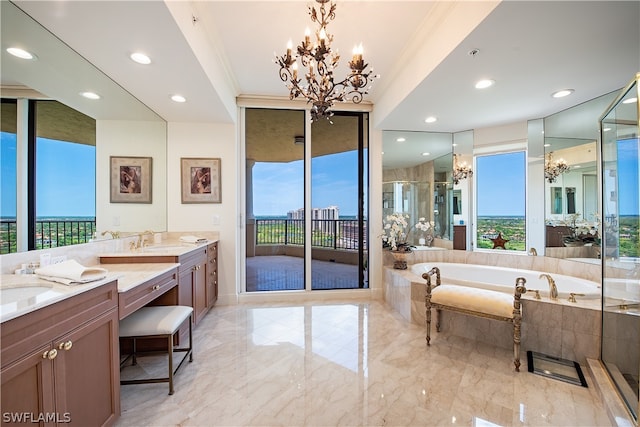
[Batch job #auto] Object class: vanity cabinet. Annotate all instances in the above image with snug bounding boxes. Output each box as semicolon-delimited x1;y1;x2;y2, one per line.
177;249;207;327
1;282;120;426
206;242;218;307
118;268;178;320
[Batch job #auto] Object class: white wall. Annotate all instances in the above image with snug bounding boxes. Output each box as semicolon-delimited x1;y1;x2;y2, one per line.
166;122;237;305
96;120;167;233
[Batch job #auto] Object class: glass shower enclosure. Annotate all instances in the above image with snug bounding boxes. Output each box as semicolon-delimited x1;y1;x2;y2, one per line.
600;72;640;421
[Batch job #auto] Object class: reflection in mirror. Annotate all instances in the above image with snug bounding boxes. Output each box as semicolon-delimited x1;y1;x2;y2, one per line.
1;1;167;253
543;91;617;260
382;131;452;247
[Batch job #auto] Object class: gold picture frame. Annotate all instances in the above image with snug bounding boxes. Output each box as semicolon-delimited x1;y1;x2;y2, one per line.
110;156;152;203
181;157;221;203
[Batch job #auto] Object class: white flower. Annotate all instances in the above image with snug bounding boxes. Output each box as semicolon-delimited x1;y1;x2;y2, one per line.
382;213;410;251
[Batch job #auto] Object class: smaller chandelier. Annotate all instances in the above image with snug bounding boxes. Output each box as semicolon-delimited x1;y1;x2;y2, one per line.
544;152;570;183
453;154;473;184
275;0;379;122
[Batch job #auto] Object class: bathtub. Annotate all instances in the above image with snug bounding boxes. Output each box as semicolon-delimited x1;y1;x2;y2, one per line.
410;262;601;299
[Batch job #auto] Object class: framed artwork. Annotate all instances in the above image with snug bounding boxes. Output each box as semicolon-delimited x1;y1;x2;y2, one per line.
110;156;152;203
181;157;221;203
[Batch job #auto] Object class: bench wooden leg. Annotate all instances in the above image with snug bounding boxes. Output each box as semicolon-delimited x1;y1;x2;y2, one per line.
436;309;442;332
513;315;522;372
426;304;432;345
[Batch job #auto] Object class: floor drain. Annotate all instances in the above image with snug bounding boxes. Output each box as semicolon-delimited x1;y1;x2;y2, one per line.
527;351;588;387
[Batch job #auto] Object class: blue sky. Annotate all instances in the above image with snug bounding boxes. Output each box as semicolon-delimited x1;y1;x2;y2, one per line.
252;150;362;217
1;133;96;217
618;138;639;215
476;151;526;216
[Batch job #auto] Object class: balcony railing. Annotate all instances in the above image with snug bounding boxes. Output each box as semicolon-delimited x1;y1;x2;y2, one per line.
0;218;96;254
256;218;367;250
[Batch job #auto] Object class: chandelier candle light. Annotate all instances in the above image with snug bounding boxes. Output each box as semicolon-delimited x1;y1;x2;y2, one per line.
275;0;379;122
544;152;570;183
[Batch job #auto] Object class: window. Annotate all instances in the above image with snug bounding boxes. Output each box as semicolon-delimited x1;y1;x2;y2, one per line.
0;99;96;253
475;151;526;251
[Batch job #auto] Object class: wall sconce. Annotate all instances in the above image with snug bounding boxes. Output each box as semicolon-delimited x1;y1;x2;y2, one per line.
544;152;570;183
453;154;473;184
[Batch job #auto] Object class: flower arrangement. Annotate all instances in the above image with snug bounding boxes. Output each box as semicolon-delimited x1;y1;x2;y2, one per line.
414;217;435;246
382;213;410;251
382;213;435;251
560;213;600;246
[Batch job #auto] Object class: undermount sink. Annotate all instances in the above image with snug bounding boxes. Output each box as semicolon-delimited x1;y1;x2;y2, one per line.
141;245;186;253
1;285;61;305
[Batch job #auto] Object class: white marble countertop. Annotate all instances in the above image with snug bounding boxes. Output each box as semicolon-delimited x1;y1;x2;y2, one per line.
1;262;179;323
98;239;214;258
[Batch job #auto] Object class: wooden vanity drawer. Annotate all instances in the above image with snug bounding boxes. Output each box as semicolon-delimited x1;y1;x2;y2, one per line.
118;268;178;319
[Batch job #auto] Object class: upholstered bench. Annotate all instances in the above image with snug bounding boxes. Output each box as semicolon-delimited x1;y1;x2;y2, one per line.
422;267;527;371
119;305;194;395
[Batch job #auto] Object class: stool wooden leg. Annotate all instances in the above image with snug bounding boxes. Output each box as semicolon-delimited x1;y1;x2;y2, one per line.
168;335;174;395
132;338;137;365
188;316;193;362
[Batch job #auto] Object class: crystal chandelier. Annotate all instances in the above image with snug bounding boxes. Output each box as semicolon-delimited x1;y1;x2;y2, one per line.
453;154;473;184
275;0;379;122
544;152;570;183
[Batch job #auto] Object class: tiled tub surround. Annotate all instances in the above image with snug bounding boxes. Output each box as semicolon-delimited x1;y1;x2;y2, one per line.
383;250;603;365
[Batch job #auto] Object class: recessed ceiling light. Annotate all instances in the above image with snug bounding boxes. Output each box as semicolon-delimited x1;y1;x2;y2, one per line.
7;47;36;60
396;137;406;142
603;127;611;132
171;94;186;103
552;89;574;98
421;152;430;156
80;91;100;100
424;116;437;124
573;165;581;168
622;97;637;104
475;79;495;89
452;143;458;147
130;52;151;65
543;143;551;147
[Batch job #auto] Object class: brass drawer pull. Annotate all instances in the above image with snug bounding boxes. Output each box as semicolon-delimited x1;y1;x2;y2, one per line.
43;349;58;360
58;340;73;351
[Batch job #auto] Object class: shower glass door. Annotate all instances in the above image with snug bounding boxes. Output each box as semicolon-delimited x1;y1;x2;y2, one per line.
600;73;639;420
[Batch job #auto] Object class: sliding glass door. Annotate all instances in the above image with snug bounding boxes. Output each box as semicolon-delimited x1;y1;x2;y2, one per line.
245;108;368;292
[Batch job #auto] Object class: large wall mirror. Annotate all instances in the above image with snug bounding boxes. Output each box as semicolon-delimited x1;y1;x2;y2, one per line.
382;131;453;247
542;90;618;261
1;1;167;253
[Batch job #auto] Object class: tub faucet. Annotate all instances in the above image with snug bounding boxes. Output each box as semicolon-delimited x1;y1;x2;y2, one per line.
539;273;558;301
528;247;537;256
101;230;120;239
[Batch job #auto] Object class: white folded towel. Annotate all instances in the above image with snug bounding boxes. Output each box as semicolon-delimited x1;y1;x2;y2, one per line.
35;259;108;285
179;235;207;244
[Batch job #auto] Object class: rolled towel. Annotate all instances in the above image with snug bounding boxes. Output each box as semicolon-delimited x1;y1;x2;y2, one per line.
35;259;107;285
179;235;207;244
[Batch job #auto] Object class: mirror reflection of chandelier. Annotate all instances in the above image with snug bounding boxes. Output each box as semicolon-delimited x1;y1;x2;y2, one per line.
544;152;570;183
453;154;473;184
275;0;379;122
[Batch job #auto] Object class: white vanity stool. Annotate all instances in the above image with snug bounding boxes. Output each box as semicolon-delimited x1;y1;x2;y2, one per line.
119;305;193;395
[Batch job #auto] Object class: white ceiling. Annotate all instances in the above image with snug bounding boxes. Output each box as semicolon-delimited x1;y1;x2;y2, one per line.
3;1;640;154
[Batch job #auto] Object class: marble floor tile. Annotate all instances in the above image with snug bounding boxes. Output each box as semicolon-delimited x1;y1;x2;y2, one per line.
116;300;612;427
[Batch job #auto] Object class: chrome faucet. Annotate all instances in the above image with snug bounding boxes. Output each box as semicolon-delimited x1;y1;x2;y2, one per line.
101;230;120;239
539;273;558;301
528;247;537;256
